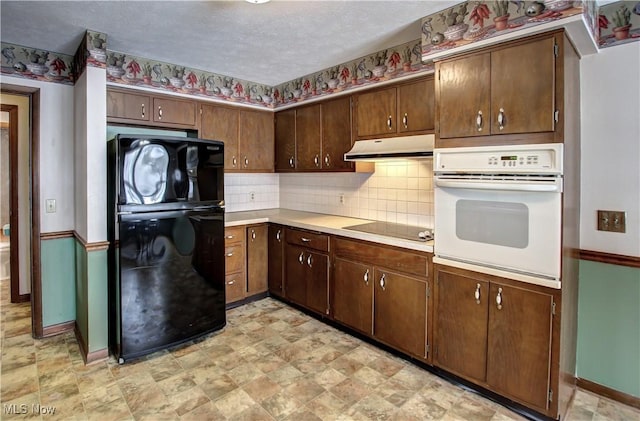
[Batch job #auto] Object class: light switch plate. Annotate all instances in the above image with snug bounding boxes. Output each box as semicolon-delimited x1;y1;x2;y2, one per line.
597;210;626;233
46;199;56;213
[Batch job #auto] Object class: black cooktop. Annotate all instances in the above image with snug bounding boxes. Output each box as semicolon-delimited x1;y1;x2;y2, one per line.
343;221;433;242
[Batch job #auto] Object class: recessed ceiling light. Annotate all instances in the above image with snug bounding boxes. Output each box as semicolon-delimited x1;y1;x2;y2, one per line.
245;0;270;4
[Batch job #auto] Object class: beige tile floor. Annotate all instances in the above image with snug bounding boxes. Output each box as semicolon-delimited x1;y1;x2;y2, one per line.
1;279;639;421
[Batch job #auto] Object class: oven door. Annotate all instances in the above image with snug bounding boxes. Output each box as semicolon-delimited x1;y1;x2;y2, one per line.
434;178;562;288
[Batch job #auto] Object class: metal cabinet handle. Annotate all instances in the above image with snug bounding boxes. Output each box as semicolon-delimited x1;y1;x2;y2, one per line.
300;237;311;243
496;287;503;310
226;252;234;257
314;154;320;167
379;273;386;291
497;108;505;131
387;115;393;130
276;229;281;242
474;283;481;304
225;235;234;239
298;252;304;264
141;103;145;118
476;110;483;132
232;156;237;167
324;154;330;167
289;157;295;168
307;254;313;267
227;280;235;285
158;105;163;120
364;269;369;285
251;230;256;240
244;156;249;167
403;112;408;129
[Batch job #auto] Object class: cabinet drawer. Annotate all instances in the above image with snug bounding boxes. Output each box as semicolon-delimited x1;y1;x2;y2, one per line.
285;229;329;252
225;273;245;303
224;226;245;245
333;237;429;278
225;244;245;274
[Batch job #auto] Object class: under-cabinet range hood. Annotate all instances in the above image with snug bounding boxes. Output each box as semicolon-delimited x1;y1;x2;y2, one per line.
344;134;435;161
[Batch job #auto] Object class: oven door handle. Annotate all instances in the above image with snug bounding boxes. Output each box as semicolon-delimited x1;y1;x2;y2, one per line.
434;178;562;193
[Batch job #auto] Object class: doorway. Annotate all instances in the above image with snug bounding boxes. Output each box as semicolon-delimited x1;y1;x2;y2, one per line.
1;86;42;338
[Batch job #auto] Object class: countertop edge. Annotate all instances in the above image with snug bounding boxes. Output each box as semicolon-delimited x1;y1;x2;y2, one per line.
225;209;434;254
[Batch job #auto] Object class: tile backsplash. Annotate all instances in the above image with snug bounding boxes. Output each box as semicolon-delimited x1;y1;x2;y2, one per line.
279;160;434;228
224;173;279;212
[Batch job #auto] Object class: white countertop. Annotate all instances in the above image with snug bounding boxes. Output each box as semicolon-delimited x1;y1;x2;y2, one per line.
226;208;434;253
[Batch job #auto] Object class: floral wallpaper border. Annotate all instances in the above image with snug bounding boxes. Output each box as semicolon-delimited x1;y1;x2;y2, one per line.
1;1;637;110
273;38;432;107
420;0;585;59
1;41;74;85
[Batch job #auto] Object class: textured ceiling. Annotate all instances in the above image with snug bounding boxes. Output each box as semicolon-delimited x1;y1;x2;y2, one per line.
0;0;460;86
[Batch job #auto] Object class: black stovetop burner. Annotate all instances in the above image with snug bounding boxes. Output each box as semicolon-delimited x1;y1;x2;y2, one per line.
344;221;434;242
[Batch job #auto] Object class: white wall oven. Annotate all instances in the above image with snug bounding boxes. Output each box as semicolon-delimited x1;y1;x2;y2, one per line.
433;143;563;289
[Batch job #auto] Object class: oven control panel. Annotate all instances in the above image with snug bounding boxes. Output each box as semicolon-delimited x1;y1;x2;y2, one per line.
435;143;563;174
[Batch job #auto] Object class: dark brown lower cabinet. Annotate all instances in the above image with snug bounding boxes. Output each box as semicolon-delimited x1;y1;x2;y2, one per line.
373;269;427;359
247;224;268;296
434;264;554;414
267;224;285;297
284;242;329;315
332;258;373;335
332;237;430;361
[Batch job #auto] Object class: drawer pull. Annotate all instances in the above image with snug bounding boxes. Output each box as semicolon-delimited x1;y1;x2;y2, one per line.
225;235;234;239
226;252;234;257
496;287;503;310
474;283;481;304
300;237;311;243
227;280;235;285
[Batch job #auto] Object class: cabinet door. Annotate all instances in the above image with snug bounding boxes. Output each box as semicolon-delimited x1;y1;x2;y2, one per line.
373;269;427;358
275;109;297;171
285;244;307;306
355;87;397;138
305;252;329;315
397;77;435;133
152;97;197;127
107;90;150;122
247;224;268;295
321;96;353;171
296;104;322;170
239;110;274;171
437;53;491;139
200;104;239;170
487;283;553;412
268;225;285;297
333;258;373;335
434;267;488;383
490;36;556;135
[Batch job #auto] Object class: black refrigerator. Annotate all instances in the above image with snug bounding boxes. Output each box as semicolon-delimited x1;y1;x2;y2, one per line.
107;134;226;363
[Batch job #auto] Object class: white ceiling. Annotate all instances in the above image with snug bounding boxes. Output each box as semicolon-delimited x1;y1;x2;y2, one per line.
0;0;459;86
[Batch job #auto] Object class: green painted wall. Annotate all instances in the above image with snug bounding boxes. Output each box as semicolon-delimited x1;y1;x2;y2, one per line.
577;259;640;398
41;237;76;326
74;240;108;353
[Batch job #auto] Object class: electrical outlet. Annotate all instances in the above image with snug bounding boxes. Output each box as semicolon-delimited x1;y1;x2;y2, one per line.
597;210;626;233
249;192;255;201
45;199;56;213
339;193;345;205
